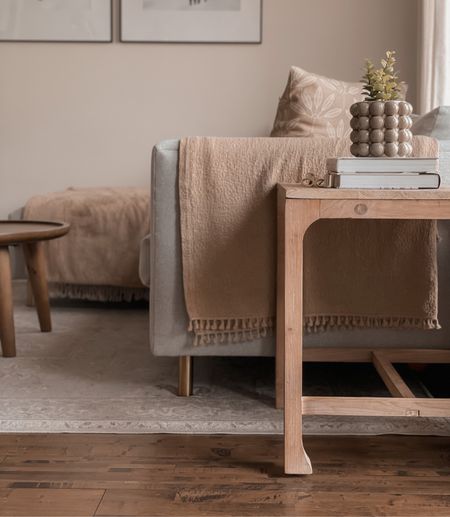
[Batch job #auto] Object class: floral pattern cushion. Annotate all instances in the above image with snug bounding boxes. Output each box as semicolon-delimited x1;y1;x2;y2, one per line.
271;66;364;139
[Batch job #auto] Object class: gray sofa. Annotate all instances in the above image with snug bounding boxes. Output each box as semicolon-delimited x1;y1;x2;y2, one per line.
148;137;450;395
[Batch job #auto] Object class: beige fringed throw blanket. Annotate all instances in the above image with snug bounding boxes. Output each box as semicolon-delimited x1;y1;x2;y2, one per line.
24;187;150;302
179;136;440;345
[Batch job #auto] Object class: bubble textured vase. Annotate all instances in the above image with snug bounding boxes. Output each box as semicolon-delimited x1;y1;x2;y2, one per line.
349;101;413;157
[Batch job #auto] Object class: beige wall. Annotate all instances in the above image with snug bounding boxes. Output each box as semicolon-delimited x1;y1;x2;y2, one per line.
0;0;418;217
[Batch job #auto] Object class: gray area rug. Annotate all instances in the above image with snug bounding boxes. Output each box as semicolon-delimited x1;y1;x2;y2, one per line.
1;285;448;435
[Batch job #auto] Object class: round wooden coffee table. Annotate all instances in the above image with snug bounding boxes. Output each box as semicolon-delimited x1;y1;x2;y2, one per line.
0;221;70;357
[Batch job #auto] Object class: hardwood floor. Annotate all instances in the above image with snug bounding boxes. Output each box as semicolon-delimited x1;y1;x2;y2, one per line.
0;434;448;516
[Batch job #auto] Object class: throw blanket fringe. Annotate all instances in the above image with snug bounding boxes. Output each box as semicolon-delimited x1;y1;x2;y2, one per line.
304;315;440;333
191;315;440;345
190;317;274;345
189;317;273;332
49;283;148;303
194;328;273;346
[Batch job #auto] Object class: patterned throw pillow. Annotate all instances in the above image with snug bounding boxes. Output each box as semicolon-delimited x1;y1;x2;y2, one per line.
271;66;364;139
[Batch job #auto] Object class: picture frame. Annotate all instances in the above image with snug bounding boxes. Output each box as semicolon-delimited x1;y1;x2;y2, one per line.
120;0;262;44
0;0;112;43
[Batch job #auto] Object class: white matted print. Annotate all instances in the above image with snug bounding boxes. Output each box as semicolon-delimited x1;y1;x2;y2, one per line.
0;0;112;42
121;0;262;43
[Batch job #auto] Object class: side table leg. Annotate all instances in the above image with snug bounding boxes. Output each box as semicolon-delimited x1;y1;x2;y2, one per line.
23;242;52;332
276;188;286;409
283;200;318;475
0;247;16;357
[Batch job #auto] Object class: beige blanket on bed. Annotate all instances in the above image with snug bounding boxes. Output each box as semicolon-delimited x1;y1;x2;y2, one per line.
179;136;439;345
23;187;150;302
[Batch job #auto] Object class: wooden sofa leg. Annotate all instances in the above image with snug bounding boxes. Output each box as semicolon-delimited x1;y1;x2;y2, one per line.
178;356;193;396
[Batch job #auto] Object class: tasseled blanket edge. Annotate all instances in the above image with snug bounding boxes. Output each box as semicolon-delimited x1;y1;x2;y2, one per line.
190;315;440;346
48;282;149;303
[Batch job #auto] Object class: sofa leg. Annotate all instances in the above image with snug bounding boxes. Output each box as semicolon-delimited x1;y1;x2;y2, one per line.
178;356;193;396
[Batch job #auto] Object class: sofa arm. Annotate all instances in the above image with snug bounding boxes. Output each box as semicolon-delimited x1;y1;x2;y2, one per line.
139;234;151;288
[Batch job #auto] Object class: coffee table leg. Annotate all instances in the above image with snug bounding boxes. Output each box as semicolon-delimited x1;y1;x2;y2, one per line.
0;247;16;357
23;242;51;332
283;200;319;475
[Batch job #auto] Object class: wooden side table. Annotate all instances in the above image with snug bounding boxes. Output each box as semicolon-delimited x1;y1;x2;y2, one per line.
277;185;450;475
0;221;70;357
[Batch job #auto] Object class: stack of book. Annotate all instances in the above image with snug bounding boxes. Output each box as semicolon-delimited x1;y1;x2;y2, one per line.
326;158;440;189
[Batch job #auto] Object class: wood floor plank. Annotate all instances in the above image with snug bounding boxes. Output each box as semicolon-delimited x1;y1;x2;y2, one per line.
96;489;450;517
0;434;445;458
0;488;104;516
0;434;448;516
1;466;450;493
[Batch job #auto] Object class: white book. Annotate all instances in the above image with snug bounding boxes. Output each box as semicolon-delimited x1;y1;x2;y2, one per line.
327;157;438;174
327;172;441;189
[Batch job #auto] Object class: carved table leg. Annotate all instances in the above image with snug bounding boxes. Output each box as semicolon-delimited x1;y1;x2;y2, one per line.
0;247;16;357
23;242;51;332
282;199;319;475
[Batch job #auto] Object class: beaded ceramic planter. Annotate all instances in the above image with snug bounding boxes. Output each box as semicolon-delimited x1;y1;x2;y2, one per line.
349;100;413;157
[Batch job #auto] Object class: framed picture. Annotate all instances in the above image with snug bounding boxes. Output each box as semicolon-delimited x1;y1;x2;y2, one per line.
0;0;112;42
120;0;262;43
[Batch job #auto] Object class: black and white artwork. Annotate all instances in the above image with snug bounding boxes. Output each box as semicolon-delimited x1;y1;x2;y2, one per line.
121;0;261;43
0;0;112;42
